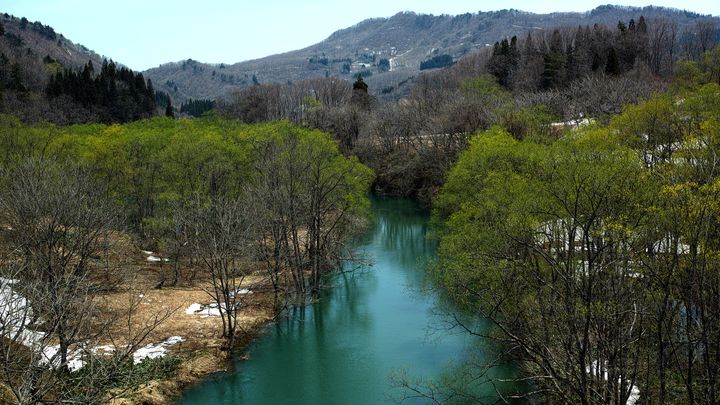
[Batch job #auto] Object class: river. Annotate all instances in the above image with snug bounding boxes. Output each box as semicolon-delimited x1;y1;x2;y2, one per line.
178;197;512;404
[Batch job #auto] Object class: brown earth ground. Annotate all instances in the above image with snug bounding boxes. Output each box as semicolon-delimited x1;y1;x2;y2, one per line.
97;234;278;405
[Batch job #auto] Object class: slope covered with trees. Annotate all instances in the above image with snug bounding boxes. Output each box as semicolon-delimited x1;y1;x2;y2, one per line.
143;5;718;104
426;52;720;404
214;14;717;204
46;60;157;122
0;14;160;124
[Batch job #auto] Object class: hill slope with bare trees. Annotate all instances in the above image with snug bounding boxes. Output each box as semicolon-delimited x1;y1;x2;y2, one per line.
143;5;718;103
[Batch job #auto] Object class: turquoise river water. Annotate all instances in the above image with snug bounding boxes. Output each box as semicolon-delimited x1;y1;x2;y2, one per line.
178;197;512;404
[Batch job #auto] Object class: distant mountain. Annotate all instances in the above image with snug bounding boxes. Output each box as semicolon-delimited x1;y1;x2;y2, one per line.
143;5;718;103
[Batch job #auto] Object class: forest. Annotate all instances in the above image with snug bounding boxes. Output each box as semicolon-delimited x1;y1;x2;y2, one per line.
0;117;371;403
0;8;719;405
431;80;720;403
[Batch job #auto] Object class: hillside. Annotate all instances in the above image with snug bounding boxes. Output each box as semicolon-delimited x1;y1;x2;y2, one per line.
0;13;105;73
0;12;106;96
0;13;157;124
143;5;718;103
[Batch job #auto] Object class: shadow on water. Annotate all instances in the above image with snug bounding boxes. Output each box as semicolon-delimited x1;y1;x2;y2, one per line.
177;197;518;404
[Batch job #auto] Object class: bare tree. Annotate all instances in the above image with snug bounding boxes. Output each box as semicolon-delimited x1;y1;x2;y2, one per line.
0;159;172;404
695;19;719;55
186;196;254;350
648;18;678;75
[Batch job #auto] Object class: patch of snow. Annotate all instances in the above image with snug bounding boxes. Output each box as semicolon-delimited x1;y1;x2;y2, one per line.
92;345;116;354
628;384;641;405
201;303;223;317
587;360;640;405
1;278;38;345
3;279;184;371
232;288;253;297
40;345;86;372
133;343;167;363
185;302;224;317
133;336;185;364
146;255;170;263
0;278;18;285
16;329;46;347
164;336;185;345
185;303;203;315
67;356;86;372
551;117;595;130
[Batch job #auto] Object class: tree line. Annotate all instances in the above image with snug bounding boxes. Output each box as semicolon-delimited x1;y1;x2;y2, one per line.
46;60;157;123
486;16;718;92
179;98;215;117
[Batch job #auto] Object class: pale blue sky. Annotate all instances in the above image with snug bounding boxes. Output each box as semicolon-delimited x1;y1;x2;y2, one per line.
2;1;718;71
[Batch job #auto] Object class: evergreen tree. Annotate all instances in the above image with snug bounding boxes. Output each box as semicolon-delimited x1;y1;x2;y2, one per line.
605;47;621;75
378;58;390;72
165;99;174;118
46;57;157;123
180;99;215;117
637;16;648;34
542;30;567;89
566;26;592;80
8;63;25;91
489;37;520;88
617;20;627;33
350;75;371;110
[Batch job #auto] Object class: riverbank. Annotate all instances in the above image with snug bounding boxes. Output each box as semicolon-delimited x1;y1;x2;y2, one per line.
95;236;278;405
105;282;274;405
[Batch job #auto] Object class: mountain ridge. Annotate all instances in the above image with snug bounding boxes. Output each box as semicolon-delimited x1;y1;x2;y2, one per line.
142;5;718;103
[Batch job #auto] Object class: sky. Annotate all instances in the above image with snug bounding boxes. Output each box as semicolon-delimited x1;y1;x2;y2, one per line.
2;1;719;71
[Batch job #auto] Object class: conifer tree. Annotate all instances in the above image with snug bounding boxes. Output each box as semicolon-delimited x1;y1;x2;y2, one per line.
8;63;24;91
350;75;370;109
165;99;174;118
606;47;621;75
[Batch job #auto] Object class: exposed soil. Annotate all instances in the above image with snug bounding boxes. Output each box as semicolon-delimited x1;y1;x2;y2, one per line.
97;235;277;405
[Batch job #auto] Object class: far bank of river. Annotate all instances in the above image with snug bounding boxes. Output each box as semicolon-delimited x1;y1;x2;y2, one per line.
177;197;517;404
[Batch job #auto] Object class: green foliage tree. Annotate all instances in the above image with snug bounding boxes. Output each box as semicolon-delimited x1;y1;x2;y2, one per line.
0;117;373;297
245;122;373;295
431;80;720;403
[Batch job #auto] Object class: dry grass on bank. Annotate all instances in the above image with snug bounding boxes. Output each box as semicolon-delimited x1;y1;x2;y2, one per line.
94;235;276;404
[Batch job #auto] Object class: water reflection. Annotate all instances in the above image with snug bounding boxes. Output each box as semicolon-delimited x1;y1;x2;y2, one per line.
178;198;475;404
